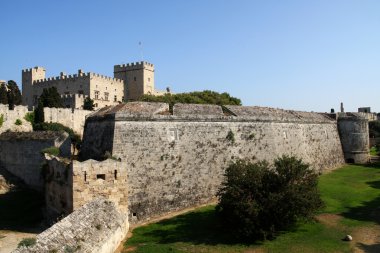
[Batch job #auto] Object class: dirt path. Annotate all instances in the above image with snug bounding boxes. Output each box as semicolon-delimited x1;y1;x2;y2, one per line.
0;230;37;253
316;213;380;253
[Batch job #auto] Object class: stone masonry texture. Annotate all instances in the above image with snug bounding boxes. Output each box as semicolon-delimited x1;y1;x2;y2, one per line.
81;102;346;224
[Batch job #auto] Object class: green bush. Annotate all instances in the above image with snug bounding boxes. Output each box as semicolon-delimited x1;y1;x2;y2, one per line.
18;237;36;248
226;130;235;143
24;112;35;123
41;146;60;156
217;155;323;241
0;114;3;128
33;122;81;150
15;119;22;125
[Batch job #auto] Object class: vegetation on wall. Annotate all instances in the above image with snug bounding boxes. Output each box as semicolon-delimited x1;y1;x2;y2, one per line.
24;112;35;124
41;146;60;156
139;90;242;112
216;155;322;241
0;114;3;128
14;119;22;126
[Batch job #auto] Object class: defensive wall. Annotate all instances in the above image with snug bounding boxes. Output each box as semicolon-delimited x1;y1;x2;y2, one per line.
0;131;70;191
81;102;347;224
0;104;91;136
0;104;33;133
43;156;128;221
44;107;92;136
13;198;129;253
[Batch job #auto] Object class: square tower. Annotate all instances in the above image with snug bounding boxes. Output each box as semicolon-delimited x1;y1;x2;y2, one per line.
22;67;46;109
113;62;155;101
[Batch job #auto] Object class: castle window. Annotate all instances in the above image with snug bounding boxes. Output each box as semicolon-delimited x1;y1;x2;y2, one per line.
114;170;117;180
148;78;150;82
84;171;87;182
66;86;68;89
95;91;99;99
106;87;107;90
134;77;137;81
96;174;106;180
114;95;117;102
104;92;109;101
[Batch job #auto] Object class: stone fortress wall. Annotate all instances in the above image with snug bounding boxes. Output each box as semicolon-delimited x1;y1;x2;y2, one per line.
0;131;71;191
81;102;349;224
0;104;91;136
44;107;92;136
14;198;129;253
0;104;33;133
44;156;128;221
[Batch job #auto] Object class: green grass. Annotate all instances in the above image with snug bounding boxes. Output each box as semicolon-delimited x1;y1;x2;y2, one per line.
124;163;380;253
370;146;378;156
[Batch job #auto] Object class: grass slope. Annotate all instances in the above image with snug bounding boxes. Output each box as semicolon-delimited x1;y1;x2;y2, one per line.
124;163;380;253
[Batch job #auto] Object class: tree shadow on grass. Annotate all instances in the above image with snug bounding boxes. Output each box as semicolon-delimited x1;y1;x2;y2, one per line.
131;206;307;247
341;179;380;225
356;243;380;253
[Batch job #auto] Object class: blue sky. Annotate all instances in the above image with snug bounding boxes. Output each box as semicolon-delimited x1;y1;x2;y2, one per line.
1;0;379;112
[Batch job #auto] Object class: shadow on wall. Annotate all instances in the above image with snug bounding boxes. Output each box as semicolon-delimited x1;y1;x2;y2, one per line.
0;167;45;233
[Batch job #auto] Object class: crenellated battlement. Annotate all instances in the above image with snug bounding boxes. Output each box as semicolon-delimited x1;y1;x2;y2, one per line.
22;66;45;73
61;93;88;99
114;61;154;72
31;71;124;85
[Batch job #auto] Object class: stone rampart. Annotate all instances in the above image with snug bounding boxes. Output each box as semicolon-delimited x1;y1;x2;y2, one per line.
13;198;129;253
81;102;345;224
0;131;70;191
44;156;128;221
0;104;33;133
44;107;92;136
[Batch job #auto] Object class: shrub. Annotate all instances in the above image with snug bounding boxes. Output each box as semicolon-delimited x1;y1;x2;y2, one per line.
217;155;323;241
33;122;82;151
226;130;235;143
24;112;35;123
41;146;60;156
18;237;36;248
0;114;3;128
15;119;22;125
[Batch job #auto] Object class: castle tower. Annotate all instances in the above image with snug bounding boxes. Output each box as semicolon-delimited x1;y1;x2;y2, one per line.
22;66;46;108
113;62;155;101
337;113;370;164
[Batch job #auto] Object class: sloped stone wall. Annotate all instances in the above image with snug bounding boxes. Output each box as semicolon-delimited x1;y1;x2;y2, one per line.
81;102;345;224
13;198;129;253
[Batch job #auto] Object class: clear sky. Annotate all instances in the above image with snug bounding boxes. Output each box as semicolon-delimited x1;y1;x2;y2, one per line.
1;0;379;112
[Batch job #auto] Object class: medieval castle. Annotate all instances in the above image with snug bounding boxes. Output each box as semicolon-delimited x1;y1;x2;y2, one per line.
21;61;166;109
0;62;373;252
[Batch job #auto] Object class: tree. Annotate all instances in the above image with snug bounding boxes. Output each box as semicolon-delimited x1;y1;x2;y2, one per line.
7;80;22;109
83;97;95;111
217;155;323;241
0;83;8;105
34;100;45;124
39;87;63;108
139;90;241;108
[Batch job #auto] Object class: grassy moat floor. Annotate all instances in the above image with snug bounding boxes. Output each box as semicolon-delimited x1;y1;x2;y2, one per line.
123;163;380;253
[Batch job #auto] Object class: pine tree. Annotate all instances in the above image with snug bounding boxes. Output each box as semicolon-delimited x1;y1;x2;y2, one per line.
34;100;44;124
7;80;22;109
83;97;95;110
39;87;63;108
0;83;8;105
